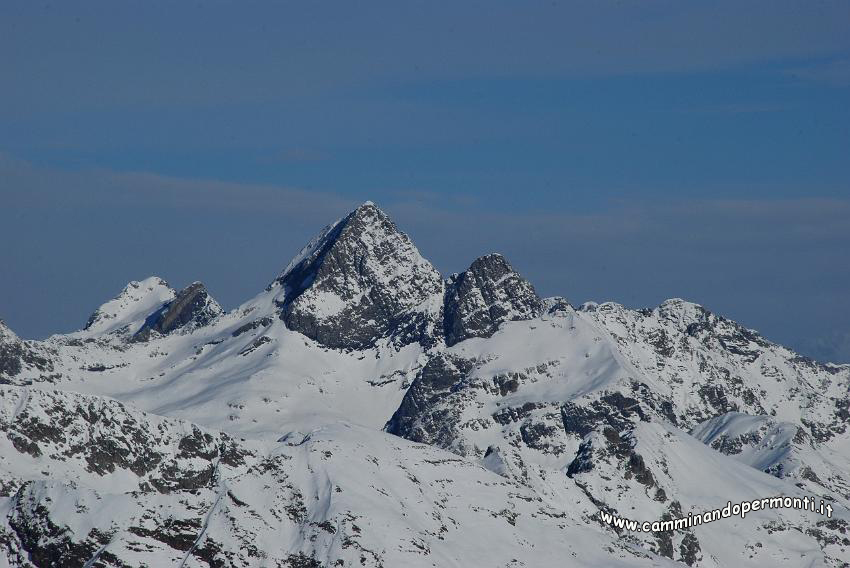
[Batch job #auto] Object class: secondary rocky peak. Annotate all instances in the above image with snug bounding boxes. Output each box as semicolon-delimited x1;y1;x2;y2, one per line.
0;319;53;381
654;298;711;327
276;201;444;350
83;277;176;335
443;253;542;346
133;281;222;342
0;320;22;379
0;319;18;343
157;282;222;333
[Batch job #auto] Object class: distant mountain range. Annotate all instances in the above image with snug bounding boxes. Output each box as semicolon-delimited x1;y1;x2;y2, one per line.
1;202;848;567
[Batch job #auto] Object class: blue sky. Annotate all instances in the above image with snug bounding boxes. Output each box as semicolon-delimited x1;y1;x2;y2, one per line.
1;1;849;362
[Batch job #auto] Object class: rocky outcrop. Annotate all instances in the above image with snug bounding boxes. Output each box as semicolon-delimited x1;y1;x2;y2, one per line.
133;282;222;342
443;254;542;346
691;412;850;500
275;202;445;350
83;277;176;335
581;299;850;440
0;322;53;383
3;201;850;568
0;387;649;568
384;353;476;453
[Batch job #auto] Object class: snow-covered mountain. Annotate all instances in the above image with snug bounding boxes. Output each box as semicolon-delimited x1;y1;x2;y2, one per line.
1;201;848;567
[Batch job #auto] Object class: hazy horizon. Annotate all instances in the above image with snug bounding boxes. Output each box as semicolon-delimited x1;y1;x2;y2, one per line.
1;1;848;362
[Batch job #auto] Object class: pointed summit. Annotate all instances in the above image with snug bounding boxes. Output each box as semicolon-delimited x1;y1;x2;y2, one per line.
0;319;53;381
443;253;542;345
133;282;223;342
275;202;444;350
0;319;19;344
83;277;176;335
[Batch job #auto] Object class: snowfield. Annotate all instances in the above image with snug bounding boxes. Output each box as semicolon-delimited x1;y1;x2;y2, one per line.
1;202;848;567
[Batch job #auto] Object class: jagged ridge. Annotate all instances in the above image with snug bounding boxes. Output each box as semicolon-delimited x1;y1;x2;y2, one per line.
1;201;848;567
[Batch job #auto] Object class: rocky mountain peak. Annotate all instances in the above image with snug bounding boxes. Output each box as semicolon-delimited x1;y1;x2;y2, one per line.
653;298;712;328
275;202;445;350
0;320;23;380
4;203;850;567
133;281;222;342
83;276;176;335
0;320;53;381
443;253;542;346
0;320;18;343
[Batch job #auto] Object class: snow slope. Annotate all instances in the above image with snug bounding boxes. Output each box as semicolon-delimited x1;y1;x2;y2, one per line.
1;201;848;567
81;277;176;336
0;387;676;568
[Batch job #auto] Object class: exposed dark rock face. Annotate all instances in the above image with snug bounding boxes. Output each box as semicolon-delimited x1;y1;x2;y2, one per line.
385;353;475;453
0;322;53;382
134;282;222;342
231;316;273;337
561;393;648;438
543;296;571;315
685;318;770;363
82;277;176;336
274;208;542;350
443;254;542;346
7;488;102;568
680;531;702;566
3;201;849;567
239;335;272;356
566;425;655;490
275;203;444;350
3;388;231;489
5;385;594;568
